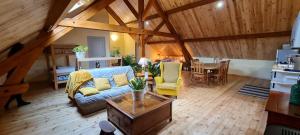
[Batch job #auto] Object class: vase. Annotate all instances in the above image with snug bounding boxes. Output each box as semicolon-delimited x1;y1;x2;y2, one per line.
75;52;86;59
132;89;145;101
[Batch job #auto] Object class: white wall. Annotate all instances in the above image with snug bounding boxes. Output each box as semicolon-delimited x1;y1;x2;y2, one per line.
195;57;274;80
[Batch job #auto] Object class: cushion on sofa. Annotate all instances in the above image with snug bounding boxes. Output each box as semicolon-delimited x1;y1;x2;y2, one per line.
163;62;180;83
113;74;129;87
94;78;111;91
79;87;99;96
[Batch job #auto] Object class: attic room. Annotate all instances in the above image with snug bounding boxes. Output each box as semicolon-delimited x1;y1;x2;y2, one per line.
0;0;300;134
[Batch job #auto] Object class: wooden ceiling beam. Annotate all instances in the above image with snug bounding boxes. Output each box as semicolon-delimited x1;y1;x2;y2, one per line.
123;0;139;19
152;0;176;34
59;19;176;37
105;6;137;40
143;0;154;20
127;0;219;24
44;0;78;31
144;20;164;42
105;6;126;26
184;31;291;42
147;31;292;44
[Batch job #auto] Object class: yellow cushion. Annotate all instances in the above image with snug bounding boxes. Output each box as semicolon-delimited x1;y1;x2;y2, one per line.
163;62;180;83
157;83;177;90
79;87;99;96
94;78;111;91
113;74;129;87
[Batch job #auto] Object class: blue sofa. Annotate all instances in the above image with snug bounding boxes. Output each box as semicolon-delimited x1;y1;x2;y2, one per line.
74;66;134;114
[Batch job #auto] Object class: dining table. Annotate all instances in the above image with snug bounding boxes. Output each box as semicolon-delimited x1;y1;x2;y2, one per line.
203;63;220;85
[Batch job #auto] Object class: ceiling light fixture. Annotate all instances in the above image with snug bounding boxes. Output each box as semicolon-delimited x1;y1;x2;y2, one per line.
111;33;118;41
145;21;149;26
216;1;224;9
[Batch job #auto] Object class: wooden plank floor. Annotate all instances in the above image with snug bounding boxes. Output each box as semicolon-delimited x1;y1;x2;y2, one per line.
0;72;269;135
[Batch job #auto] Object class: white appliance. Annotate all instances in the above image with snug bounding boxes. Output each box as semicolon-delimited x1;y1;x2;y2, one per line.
291;12;300;48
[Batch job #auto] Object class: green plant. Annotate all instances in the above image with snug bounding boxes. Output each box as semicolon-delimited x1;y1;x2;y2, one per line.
73;45;88;52
122;55;142;73
147;61;160;77
123;55;135;66
110;49;120;57
129;77;146;91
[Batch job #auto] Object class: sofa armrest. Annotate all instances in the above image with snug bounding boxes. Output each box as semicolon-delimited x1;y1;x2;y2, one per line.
155;76;163;84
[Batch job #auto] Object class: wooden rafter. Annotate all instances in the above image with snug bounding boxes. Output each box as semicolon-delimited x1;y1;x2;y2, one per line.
59;19;175;37
144;20;164;42
152;0;192;63
44;0;78;31
147;31;292;44
152;0;176;34
105;6;126;26
123;0;139;19
143;0;154;20
105;6;137;40
127;0;219;24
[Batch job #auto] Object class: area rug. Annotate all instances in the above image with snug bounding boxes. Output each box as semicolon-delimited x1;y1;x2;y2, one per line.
239;84;270;98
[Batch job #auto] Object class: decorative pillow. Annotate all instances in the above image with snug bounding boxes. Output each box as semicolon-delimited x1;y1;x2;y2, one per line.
113;74;129;87
163;62;180;83
79;87;99;96
94;78;111;91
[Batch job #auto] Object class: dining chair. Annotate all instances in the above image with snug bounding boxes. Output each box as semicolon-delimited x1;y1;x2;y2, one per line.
209;61;227;85
191;61;206;82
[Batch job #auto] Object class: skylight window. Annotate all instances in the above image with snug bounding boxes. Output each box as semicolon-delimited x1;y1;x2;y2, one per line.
68;0;92;13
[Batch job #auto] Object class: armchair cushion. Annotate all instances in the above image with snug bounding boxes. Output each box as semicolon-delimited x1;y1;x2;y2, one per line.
157;83;177;90
163;62;180;83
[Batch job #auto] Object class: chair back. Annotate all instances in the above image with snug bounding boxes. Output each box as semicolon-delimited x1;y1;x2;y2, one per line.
160;62;182;83
191;62;205;74
225;60;230;74
217;61;227;76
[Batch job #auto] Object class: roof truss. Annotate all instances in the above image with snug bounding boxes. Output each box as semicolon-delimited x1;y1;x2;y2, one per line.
126;0;219;24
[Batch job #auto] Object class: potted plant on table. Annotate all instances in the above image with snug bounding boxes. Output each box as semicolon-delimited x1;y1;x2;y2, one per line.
129;77;147;101
73;45;88;59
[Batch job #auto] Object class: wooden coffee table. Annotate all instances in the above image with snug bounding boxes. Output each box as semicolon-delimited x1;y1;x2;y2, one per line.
106;92;173;135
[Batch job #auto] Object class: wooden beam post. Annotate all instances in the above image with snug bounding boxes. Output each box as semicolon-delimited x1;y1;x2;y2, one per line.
138;0;145;57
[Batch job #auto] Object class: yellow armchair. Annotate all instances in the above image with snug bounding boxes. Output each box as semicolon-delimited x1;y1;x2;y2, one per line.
155;62;182;97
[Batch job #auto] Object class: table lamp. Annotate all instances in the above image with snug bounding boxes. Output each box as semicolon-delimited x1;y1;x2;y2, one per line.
138;58;149;78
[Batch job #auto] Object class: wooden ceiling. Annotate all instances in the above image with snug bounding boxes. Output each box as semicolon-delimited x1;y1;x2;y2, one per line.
110;0;300;60
0;0;53;52
0;0;300;60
